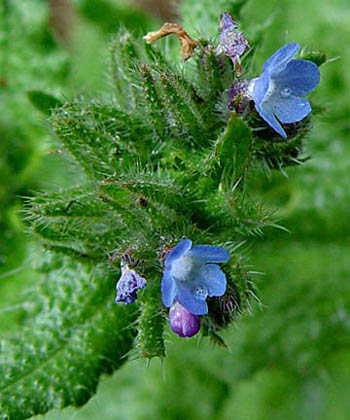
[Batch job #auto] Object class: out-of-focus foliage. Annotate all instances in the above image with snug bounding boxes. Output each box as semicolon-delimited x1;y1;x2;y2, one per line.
0;0;68;272
75;0;153;34
179;0;248;37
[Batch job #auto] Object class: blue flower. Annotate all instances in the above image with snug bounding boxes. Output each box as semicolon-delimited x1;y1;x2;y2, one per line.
169;301;200;338
115;265;146;305
249;42;320;138
161;239;230;315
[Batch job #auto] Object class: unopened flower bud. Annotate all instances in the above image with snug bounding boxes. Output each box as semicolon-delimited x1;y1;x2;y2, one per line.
169;301;200;338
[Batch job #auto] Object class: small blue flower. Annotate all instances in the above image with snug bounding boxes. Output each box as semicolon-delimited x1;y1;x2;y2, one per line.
217;12;249;64
161;239;230;315
169;301;200;338
115;264;146;305
249;42;320;138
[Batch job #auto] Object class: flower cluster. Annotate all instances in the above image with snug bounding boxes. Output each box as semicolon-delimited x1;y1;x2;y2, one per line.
161;239;229;315
115;239;229;339
144;13;320;139
218;14;320;138
161;239;229;338
113;13;323;343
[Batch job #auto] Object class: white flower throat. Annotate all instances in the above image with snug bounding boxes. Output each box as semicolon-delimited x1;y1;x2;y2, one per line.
171;256;200;282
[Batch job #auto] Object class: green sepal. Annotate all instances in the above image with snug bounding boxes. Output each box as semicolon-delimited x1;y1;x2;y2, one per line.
201;323;229;349
253;118;311;172
300;49;328;67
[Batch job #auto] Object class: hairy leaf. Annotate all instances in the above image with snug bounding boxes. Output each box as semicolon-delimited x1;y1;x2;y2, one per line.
0;255;136;420
209;113;253;185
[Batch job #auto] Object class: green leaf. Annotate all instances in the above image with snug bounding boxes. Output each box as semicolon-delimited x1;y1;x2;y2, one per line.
27;90;63;116
98;169;189;213
0;254;136;420
98;180;181;235
50;102;147;180
28;187;127;260
208;114;253;186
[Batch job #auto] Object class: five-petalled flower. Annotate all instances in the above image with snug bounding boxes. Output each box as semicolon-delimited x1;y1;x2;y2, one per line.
161;239;230;315
249;42;320;138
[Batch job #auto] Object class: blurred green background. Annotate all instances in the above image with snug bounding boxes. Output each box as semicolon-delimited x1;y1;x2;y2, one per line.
1;0;349;419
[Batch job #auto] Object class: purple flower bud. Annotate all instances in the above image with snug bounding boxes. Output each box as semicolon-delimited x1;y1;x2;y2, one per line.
218;13;249;64
115;266;146;305
169;302;200;338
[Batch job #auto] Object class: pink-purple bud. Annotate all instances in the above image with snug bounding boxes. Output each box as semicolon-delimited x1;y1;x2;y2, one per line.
169;302;200;338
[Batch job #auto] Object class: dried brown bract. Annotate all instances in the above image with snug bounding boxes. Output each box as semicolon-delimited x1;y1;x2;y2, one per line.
143;22;198;61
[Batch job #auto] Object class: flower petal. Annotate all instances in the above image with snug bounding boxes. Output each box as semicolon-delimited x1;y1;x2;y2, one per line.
165;238;192;267
175;284;208;315
262;42;299;75
198;264;227;297
274;59;320;96
273;95;311;123
255;103;287;138
188;245;230;263
161;267;176;307
252;70;270;106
